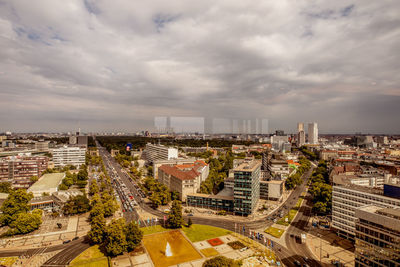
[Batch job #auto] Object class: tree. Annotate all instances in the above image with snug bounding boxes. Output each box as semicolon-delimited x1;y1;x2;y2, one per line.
167;200;183;229
125;221;143;251
104;218;127;256
0;189;33;226
8;209;42;235
88;213;106;244
89;180;100;196
0;182;12;193
59;183;68;191
187;217;193;227
63;195;90;215
203;256;240;267
30;176;39;183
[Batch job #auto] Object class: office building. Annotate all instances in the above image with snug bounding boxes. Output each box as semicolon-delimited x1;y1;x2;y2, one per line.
186;193;234;212
144;143;178;164
297;123;306;147
52;146;86;168
153;158;197;180
233;160;261;215
308;122;318;144
260;180;284;201
332;185;400;241
0;156;48;188
297;123;304;132
355;205;400;267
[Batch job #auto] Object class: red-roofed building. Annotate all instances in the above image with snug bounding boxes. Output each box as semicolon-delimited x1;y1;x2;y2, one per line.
158;161;209;201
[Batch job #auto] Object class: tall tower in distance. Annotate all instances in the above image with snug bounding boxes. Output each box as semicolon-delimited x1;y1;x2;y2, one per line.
297;123;305;146
308;122;318;144
297;123;304;132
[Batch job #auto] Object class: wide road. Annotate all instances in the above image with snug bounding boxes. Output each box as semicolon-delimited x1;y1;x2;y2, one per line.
94;143;323;266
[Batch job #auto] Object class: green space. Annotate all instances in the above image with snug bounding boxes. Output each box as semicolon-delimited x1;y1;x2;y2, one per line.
264;226;284;238
142;225;170;235
277;196;304;226
182;224;231;242
200;247;219;257
0;257;18;266
69;245;108;267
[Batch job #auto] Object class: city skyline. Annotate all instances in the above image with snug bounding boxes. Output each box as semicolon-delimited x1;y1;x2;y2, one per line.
1;1;400;134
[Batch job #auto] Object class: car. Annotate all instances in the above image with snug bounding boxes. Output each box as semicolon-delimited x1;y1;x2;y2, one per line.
303;257;309;262
239;247;248;252
63;240;71;244
72;236;79;241
188;214;194;216
294;260;301;266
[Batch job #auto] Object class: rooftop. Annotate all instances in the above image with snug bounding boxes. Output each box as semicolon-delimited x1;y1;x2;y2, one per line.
234;160;261;172
28;173;65;192
187;192;234;201
159;165;199;181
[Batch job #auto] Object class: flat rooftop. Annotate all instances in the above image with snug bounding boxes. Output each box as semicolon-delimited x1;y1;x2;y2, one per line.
187;192;234;201
28;173;65;192
234;160;261;172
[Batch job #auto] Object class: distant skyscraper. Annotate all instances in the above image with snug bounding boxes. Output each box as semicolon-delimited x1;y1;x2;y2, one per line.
308;122;318;144
297;123;304;132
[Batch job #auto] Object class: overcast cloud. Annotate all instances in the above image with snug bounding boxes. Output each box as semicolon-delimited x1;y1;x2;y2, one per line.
0;0;399;134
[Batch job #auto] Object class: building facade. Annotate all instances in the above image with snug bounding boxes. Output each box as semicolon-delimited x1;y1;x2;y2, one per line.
233;161;261;215
52;146;86;168
308;122;318;144
145;143;178;163
355;205;400;267
332;185;400;241
0;156;48;188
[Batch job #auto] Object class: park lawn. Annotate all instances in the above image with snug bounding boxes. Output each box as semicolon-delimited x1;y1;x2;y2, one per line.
264;226;284;238
182;224;232;242
142;225;170;235
277;196;304;226
69;245;108;267
0;257;18;266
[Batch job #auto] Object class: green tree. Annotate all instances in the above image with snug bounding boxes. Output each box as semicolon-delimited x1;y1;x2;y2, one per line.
63;195;90;215
30;176;39;183
104;218;127;256
59;183;68;191
203;256;240;267
167;200;183;229
88;213;106;244
0;182;12;193
0;189;33;226
125;221;143;251
8;209;42;235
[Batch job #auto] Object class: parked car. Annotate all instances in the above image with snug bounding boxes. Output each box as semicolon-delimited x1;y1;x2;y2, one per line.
72;236;79;241
63;240;71;244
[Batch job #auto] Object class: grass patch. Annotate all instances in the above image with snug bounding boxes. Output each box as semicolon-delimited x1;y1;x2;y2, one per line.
277;196;304;226
0;257;18;267
264;227;284;238
141;224;170;235
200;248;219;257
70;245;108;267
227;241;245;250
182;224;231;242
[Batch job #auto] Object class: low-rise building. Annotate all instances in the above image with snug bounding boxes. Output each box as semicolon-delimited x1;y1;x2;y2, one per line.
260;180;284;201
27;173;65;197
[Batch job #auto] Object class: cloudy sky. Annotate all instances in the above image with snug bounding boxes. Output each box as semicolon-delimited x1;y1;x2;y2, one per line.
0;1;399;134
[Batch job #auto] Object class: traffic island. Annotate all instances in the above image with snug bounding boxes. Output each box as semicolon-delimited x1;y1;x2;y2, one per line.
264;226;285;238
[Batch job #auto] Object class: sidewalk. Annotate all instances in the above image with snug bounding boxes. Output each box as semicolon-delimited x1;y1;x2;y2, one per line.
306;227;354;266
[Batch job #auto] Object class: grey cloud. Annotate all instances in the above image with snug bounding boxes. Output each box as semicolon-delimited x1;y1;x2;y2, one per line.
0;0;399;133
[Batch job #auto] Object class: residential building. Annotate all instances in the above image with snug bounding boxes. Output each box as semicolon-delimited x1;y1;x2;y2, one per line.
355;205;400;267
332;184;400;241
144;143;178;163
52;146;86;168
153;158;197;180
158;160;208;201
308;122;318;144
0;156;48;188
233;160;261;215
27;173;65;197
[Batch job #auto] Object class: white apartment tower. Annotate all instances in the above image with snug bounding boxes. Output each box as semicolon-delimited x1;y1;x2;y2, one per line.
308;122;318;144
297;123;305;146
